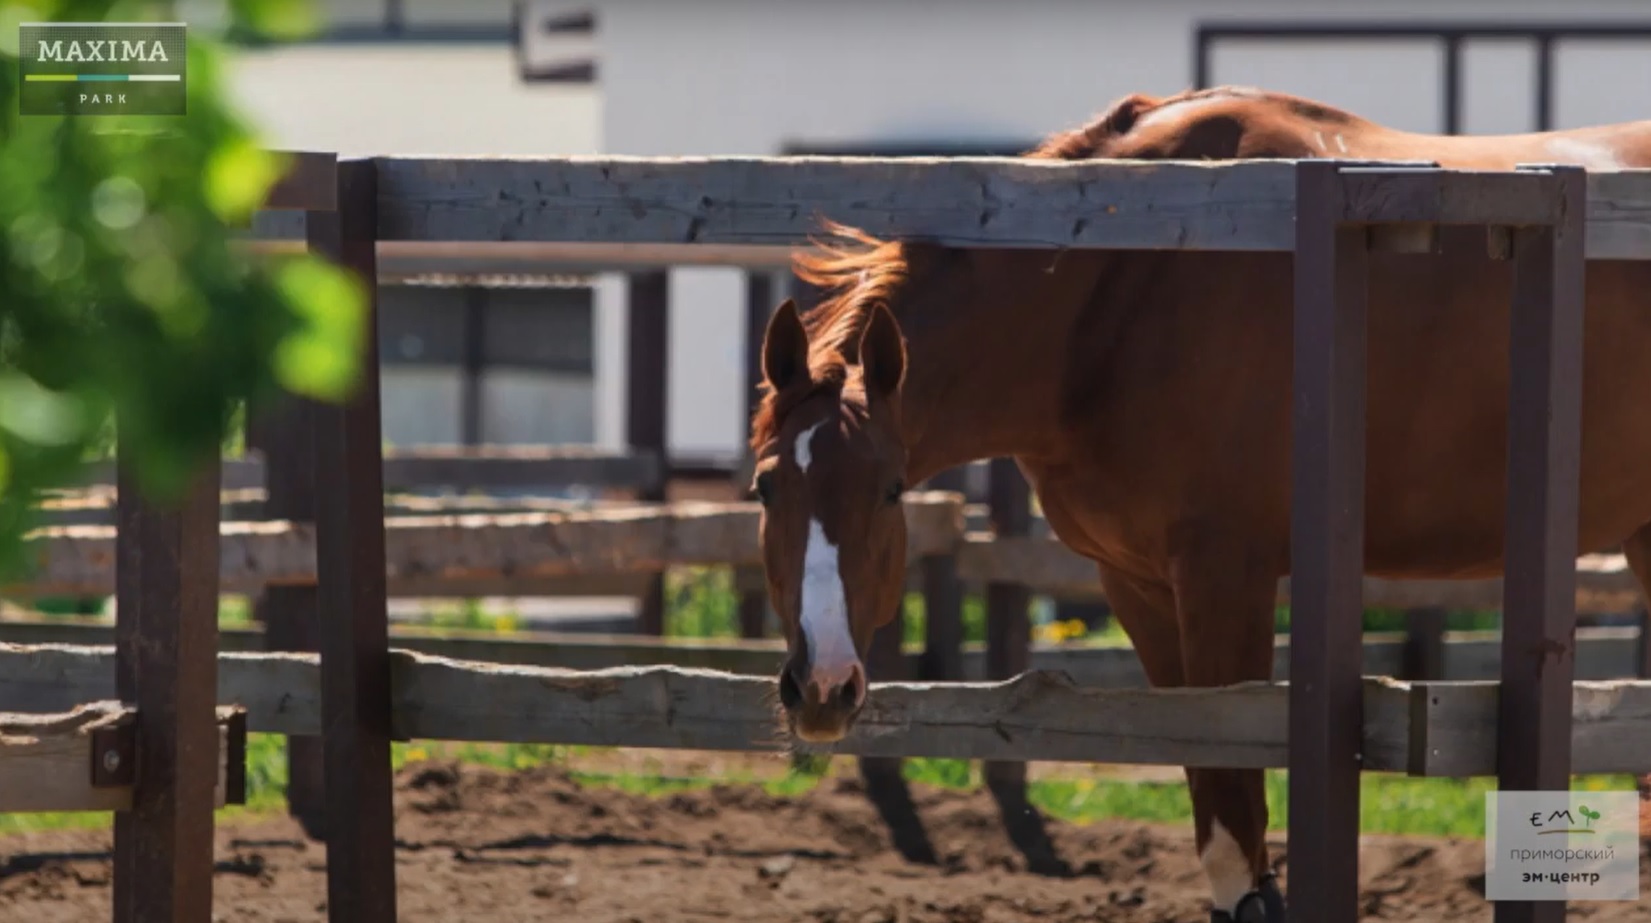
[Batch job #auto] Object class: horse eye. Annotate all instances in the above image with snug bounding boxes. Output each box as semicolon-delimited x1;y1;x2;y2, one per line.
754;471;775;506
885;479;905;505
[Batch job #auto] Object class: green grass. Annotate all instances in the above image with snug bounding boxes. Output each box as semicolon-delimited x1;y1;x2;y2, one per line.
9;733;1631;840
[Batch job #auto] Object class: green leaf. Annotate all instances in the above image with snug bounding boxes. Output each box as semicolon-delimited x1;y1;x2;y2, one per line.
229;0;322;41
203;138;286;224
0;374;86;446
272;256;366;399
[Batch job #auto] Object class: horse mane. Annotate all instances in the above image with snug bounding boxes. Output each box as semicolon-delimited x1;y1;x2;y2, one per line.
748;219;912;455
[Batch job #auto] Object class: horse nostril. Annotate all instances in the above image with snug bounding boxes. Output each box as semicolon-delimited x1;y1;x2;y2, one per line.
778;664;803;710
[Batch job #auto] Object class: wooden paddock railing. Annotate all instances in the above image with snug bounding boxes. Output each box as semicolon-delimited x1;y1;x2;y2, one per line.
5;152;1651;923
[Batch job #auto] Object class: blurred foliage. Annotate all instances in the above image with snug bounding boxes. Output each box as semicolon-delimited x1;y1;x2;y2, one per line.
0;0;365;579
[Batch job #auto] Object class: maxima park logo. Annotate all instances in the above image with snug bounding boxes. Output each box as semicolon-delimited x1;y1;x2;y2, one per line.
20;21;186;116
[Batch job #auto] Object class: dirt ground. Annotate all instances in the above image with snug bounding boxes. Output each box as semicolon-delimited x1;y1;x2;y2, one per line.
1;761;1646;923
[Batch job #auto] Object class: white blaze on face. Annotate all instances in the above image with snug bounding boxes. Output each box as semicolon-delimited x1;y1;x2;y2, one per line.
793;421;858;698
1200;819;1253;915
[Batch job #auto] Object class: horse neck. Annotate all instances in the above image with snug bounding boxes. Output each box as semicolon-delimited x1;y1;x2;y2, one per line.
893;249;1101;483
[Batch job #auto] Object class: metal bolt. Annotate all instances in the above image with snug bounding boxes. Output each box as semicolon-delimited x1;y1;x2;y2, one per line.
102;749;122;774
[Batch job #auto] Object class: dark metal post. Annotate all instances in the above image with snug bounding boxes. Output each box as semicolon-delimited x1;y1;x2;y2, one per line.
1288;160;1368;923
1442;34;1464;135
984;458;1032;792
111;432;222;923
1534;35;1556;132
627;270;669;635
1192;28;1211;89
311;157;398;923
1495;165;1586;923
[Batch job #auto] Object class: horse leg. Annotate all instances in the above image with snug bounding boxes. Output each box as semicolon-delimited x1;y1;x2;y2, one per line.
1623;524;1651;665
1167;538;1287;923
1096;564;1184;686
1100;565;1266;919
1619;525;1651;822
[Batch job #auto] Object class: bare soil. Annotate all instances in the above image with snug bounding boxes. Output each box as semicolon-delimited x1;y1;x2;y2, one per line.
1;761;1646;923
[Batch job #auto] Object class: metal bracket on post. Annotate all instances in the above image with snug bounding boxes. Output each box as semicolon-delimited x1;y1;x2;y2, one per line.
89;723;136;789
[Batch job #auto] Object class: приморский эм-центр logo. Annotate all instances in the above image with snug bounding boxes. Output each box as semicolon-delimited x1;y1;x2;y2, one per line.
20;22;186;116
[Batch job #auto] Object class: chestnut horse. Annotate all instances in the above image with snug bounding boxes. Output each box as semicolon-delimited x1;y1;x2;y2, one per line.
747;86;1651;922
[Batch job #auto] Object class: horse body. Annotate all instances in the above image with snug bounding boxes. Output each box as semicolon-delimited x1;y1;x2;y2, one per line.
749;87;1651;921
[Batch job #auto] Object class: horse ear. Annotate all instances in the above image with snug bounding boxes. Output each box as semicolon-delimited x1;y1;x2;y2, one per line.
762;298;810;392
858;303;906;400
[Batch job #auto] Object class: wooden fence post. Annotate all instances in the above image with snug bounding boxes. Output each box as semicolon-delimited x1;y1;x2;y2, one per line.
984;458;1031;791
627;270;669;635
1288;161;1369;923
460;285;487;448
738;270;775;638
1494;166;1586;923
311;156;398;923
1636;606;1651;679
246;395;326;838
918;466;967;682
1401;607;1447;680
111;429;222;923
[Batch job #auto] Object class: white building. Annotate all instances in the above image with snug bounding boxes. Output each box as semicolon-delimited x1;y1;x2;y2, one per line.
225;0;1651;462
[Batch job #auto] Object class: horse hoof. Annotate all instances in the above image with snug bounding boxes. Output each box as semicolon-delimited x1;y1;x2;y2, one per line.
1211;873;1286;923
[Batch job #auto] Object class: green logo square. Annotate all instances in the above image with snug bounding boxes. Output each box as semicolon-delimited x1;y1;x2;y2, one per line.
19;22;188;116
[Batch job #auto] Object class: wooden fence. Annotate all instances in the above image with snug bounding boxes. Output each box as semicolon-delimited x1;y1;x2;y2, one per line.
5;151;1651;923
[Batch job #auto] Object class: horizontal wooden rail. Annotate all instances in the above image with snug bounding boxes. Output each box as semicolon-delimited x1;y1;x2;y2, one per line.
74;446;669;495
9;496;1641;612
244;156;1651;261
241;233;801;273
11;494;964;596
2;646;1645;776
34;489;621;529
0;621;1642;688
0;701;245;813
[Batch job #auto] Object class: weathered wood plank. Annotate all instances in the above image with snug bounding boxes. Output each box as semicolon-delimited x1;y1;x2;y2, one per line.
11;499;1639;612
35;489;619;529
253;162;1651;261
7;494;967;596
1409;679;1651;776
371;156;1304;252
2;622;1645;691
5;647;1647;775
0;645;1409;769
1584;171;1651;261
0;702;239;813
74;446;664;495
239;234;800;273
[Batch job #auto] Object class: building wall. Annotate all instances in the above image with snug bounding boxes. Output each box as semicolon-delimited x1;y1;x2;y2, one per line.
590;0;1651;461
221;36;603;450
